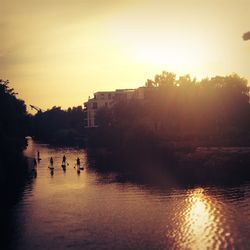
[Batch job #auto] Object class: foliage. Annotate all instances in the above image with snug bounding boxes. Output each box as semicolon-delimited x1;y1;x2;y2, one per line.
0;79;28;157
94;72;250;148
31;106;85;145
0;78;29;186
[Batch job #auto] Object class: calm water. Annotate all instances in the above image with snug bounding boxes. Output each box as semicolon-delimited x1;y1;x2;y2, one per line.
6;139;250;249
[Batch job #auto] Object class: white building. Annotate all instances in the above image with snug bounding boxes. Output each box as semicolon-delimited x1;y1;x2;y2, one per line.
84;88;145;128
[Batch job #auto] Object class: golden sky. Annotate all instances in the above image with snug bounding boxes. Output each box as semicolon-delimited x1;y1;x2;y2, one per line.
1;0;250;111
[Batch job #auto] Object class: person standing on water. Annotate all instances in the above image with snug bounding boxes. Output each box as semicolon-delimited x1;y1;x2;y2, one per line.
76;157;81;174
50;157;54;169
62;155;66;167
76;157;80;170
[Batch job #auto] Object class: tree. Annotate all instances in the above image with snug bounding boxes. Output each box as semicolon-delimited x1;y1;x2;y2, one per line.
154;71;176;87
0;79;28;164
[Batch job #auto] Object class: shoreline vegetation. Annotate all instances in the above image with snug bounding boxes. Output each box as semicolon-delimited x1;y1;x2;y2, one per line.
0;79;29;176
1;70;250;184
0;80;35;250
86;144;250;186
0;79;30;241
84;71;250;183
30;106;85;147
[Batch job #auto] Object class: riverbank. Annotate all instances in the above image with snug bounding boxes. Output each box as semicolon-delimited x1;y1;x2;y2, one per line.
87;144;250;186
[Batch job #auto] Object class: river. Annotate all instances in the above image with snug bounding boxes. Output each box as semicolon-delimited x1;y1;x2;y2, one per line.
5;138;250;249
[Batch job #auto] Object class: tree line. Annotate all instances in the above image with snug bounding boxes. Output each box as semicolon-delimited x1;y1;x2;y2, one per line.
1;71;249;152
0;79;29;198
0;80;28;164
30;106;85;146
91;72;250;151
1;72;250;182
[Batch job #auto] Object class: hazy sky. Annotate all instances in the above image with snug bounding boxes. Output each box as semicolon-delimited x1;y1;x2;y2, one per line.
1;0;250;111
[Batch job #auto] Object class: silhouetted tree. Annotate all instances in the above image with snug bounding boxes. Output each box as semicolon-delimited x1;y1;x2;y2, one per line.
0;79;29;193
92;71;250;149
31;105;85;145
0;79;28;157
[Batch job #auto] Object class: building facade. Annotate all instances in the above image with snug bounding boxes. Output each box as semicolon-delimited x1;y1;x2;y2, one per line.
84;88;145;128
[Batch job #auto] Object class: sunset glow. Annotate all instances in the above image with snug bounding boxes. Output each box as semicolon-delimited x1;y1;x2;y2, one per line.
1;0;250;111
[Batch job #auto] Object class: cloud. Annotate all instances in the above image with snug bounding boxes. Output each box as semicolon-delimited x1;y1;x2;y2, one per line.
243;31;250;41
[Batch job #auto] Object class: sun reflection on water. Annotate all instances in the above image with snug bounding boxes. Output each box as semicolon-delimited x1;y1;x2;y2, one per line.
185;188;216;249
166;187;235;249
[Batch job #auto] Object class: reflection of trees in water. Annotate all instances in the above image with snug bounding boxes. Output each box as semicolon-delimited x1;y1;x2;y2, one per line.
85;146;250;190
0;157;35;250
209;185;247;202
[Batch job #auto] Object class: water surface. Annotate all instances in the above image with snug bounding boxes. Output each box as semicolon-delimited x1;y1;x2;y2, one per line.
7;139;250;249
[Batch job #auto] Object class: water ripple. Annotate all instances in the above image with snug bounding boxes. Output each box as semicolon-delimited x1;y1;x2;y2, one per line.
165;188;239;249
10;139;250;250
